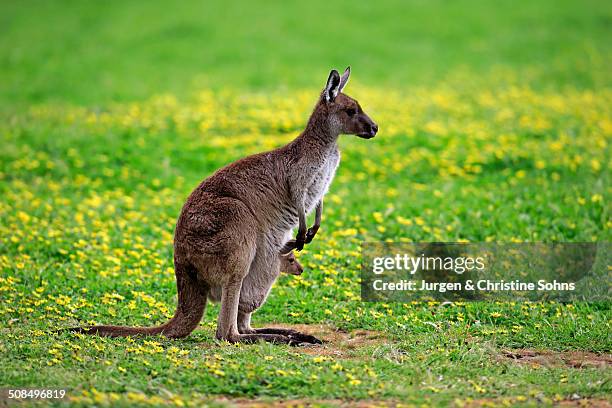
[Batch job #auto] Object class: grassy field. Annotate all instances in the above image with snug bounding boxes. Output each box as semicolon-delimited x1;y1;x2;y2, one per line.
1;0;611;407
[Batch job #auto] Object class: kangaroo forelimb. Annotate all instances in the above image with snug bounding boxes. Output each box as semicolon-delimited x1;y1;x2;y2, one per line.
295;210;307;251
304;200;322;244
282;200;323;253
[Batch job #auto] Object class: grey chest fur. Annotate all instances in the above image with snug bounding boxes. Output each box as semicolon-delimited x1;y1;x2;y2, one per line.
272;147;340;234
304;148;340;212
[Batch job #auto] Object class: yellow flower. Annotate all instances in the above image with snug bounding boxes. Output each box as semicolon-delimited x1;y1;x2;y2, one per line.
397;216;413;226
372;212;383;223
17;211;30;223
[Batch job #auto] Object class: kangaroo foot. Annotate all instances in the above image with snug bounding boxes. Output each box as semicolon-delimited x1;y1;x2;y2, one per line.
223;333;308;346
253;327;323;344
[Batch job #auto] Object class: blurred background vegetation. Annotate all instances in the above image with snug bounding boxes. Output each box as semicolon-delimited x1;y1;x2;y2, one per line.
1;0;610;105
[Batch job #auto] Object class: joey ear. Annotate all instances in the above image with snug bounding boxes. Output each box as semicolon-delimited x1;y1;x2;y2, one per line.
324;69;341;102
279;241;296;256
338;66;350;93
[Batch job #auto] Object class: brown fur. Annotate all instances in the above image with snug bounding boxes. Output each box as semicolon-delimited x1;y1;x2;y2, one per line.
72;67;377;345
280;252;303;276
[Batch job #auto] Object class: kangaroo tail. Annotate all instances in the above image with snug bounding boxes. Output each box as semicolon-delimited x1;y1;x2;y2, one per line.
70;262;208;339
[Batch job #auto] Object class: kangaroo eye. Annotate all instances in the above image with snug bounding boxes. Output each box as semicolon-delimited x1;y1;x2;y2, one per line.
346;108;356;117
289;259;294;264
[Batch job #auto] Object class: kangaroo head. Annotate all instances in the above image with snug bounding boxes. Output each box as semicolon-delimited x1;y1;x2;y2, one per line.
279;251;303;275
319;66;378;139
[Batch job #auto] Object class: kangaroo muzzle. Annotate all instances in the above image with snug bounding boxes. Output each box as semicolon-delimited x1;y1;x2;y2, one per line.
358;116;378;139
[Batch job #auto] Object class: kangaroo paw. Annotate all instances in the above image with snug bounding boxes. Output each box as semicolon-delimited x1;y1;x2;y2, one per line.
304;226;319;244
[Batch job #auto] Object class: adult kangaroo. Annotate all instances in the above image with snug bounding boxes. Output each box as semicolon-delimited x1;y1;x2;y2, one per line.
76;67;378;344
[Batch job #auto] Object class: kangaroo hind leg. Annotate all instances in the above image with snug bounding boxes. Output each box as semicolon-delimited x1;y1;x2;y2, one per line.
236;247;323;345
216;258;300;345
217;277;301;345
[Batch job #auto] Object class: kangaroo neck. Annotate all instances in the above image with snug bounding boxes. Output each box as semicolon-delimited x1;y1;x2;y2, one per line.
299;105;339;149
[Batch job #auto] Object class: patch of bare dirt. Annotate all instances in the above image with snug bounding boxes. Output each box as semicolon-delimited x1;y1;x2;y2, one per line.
555;400;612;408
263;323;388;357
213;397;405;407
502;349;612;369
463;397;611;407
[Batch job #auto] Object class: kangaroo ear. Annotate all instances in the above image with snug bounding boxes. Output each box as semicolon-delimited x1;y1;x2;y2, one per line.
338;66;350;93
324;69;341;102
279;240;296;256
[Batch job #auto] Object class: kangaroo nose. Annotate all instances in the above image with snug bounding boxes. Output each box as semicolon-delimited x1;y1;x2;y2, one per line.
371;123;378;135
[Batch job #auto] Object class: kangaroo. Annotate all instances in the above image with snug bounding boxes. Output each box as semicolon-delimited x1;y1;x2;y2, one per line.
280;251;303;276
73;67;378;345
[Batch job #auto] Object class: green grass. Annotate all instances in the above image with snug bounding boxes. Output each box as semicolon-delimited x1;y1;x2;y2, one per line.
1;0;611;105
0;0;611;406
